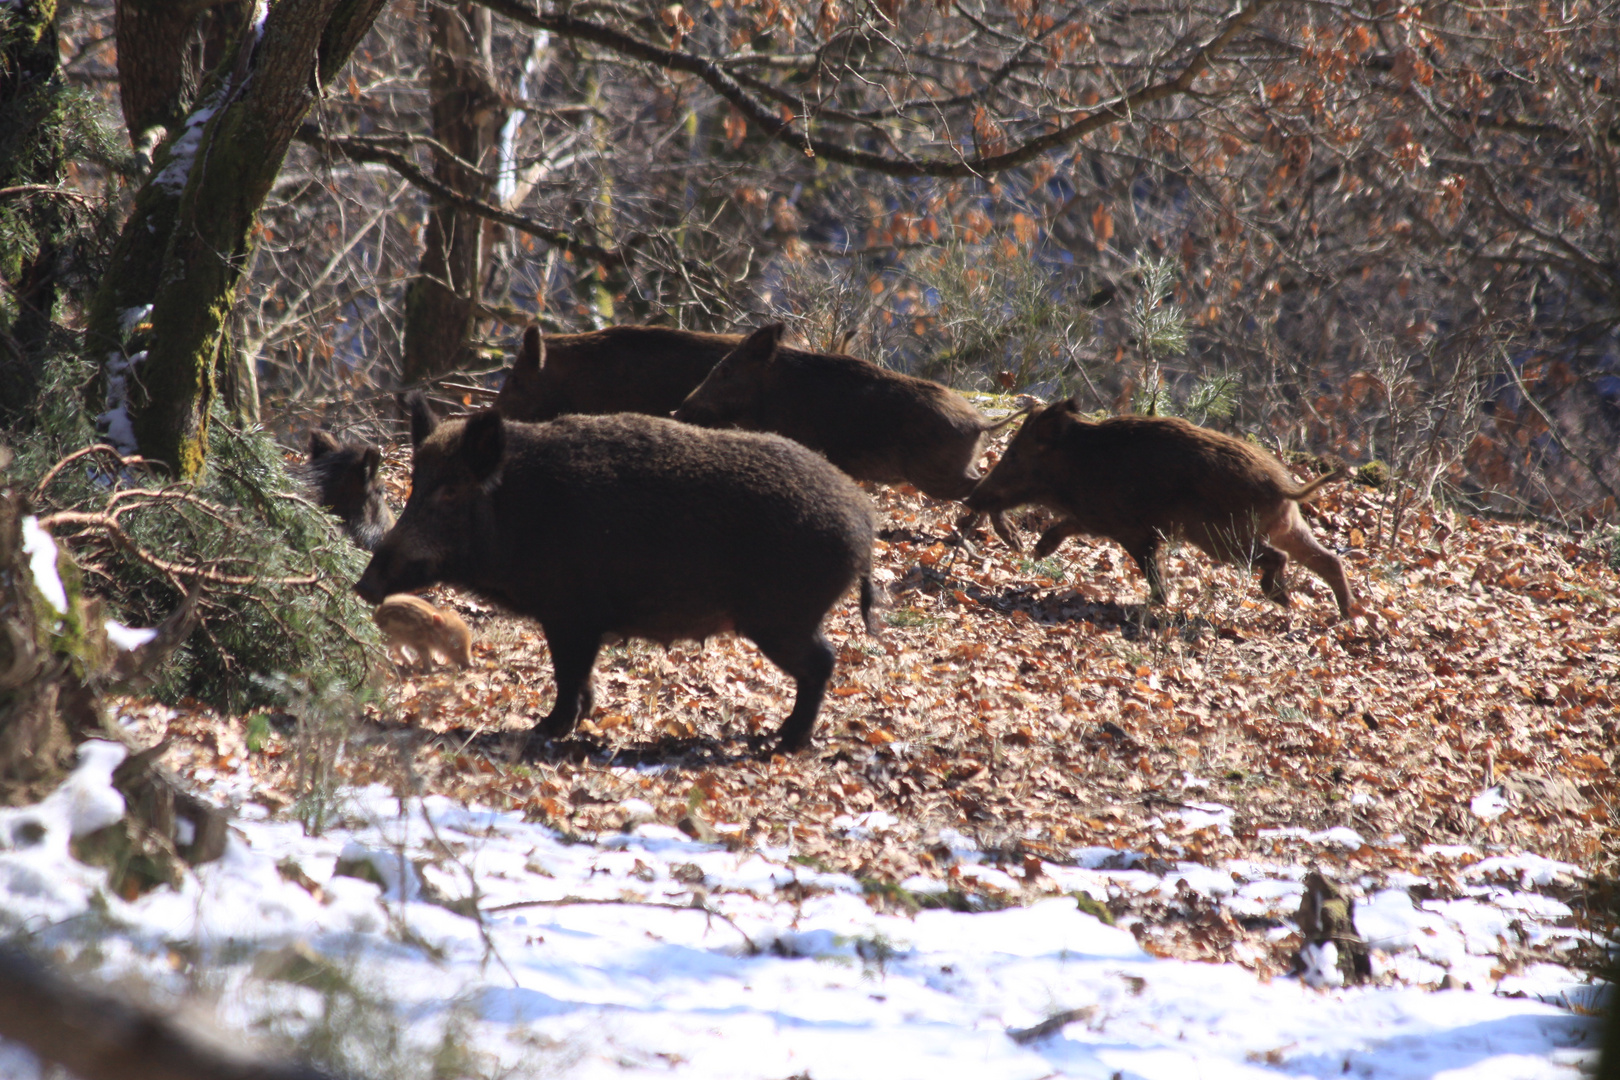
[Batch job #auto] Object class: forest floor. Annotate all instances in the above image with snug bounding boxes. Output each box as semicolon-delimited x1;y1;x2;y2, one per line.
122;435;1619;989
0;432;1594;1078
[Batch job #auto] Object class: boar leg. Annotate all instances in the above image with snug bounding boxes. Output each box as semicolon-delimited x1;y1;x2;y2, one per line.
748;627;835;755
1120;535;1167;606
1253;543;1292;607
988;511;1023;551
1270;509;1354;618
1032;518;1087;559
534;630;603;740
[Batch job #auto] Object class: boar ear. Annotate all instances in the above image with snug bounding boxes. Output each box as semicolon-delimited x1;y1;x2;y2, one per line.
406;392;439;448
361;445;382;480
1058;396;1082;414
309;428;341;459
519;326;545;372
460;409;506;482
732;322;785;365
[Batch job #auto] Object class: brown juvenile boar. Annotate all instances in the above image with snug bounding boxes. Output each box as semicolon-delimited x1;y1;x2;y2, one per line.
355;395;879;756
961;401;1355;618
494;325;738;422
672;324;1021;500
373;594;474;671
304;429;395;550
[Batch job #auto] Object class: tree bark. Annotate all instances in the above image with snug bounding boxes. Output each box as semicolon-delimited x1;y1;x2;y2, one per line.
402;1;506;384
0;0;66;424
86;0;389;478
114;0;251;153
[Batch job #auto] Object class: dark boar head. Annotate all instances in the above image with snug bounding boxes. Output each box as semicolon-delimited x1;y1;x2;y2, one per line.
354;394;506;604
306;429;394;550
671;323;784;427
493;326;547;421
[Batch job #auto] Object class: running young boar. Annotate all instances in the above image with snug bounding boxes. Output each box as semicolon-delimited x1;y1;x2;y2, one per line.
672;324;1021;500
305;429;395;550
373;594;474;671
355;395;879;755
960;401;1355;617
494;324;738;421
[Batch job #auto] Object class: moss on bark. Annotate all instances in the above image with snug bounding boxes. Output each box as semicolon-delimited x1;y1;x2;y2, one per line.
84;0;389;478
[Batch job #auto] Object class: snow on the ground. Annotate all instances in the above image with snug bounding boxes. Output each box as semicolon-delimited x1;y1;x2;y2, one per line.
0;744;1603;1079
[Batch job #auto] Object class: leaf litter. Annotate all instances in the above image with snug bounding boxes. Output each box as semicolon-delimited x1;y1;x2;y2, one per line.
82;447;1617;1076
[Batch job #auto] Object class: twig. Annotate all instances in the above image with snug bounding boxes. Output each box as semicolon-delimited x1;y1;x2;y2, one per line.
1501;352;1620;506
31;445;155;503
484;893;757;952
1007;1006;1095;1044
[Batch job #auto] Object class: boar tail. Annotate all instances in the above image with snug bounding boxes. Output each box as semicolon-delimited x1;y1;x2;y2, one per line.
859;574;884;635
1285;466;1348;503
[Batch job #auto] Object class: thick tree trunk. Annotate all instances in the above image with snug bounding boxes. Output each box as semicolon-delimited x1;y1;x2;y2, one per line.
85;0;388;478
402;1;506;384
114;0;250;153
0;0;66;424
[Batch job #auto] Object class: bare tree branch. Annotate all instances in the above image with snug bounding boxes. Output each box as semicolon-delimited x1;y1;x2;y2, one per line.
472;0;1283;177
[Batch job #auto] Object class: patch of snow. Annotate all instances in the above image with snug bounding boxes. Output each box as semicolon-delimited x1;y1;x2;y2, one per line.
104;619;158;651
1298;940;1343;988
617;797;656;824
152;103;219;193
117;304;153;336
0;764;1598;1080
1472;785;1512;820
1258;825;1366;848
1466;854;1580;889
832;810;898;839
20;516;68;614
1170;800;1233;832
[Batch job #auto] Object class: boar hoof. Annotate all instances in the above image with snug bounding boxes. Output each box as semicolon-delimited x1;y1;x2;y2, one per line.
537;712;578;739
771;728;814;756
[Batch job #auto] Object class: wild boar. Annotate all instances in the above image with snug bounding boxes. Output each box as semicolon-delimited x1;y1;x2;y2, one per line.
373;593;474;671
960;401;1354;617
671;324;1022;500
304;429;395;550
494;324;738;421
355;395;879;755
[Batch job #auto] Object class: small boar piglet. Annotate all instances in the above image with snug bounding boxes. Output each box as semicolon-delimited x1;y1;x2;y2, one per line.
672;323;1024;500
961;400;1354;618
494;324;738;422
373;594;474;671
356;395;879;756
304;429;395;551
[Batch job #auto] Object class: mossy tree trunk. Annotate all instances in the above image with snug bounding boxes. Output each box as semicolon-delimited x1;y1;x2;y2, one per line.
402;1;506;384
114;0;252;155
85;0;388;479
0;0;66;424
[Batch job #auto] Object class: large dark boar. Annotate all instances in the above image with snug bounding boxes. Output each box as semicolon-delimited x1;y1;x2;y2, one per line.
672;324;1021;500
304;429;394;550
355;395;879;755
961;401;1355;618
494;324;739;421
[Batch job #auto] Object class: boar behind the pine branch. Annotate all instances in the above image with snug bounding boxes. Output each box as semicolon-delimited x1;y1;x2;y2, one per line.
355;397;879;756
962;401;1354;618
304;429;394;551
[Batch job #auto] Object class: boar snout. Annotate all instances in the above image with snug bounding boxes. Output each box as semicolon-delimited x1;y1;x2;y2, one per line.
354;567;390;605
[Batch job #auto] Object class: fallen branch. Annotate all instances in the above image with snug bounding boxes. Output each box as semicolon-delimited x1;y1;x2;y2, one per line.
0;948;337;1080
484;892;757;952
